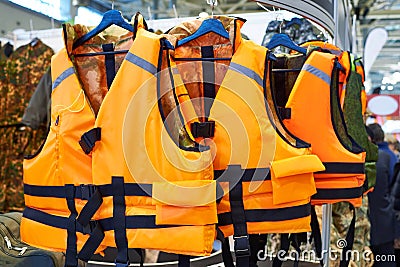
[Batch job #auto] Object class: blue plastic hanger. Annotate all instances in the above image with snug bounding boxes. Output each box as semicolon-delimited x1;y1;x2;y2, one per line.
177;18;229;47
72;9;134;50
286;17;303;28
266;33;307;54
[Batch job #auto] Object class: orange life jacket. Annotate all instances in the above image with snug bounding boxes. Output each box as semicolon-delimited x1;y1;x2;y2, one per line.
21;13;217;266
283;50;366;207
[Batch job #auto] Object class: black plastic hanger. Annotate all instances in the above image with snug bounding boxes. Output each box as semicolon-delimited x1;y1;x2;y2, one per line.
267;33;307;54
72;9;134;50
177;18;229;47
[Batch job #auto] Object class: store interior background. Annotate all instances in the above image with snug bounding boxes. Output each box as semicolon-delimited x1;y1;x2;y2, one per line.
0;0;399;132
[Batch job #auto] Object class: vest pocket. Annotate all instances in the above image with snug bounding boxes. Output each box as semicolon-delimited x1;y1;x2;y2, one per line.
271;155;324;205
152;180;218;226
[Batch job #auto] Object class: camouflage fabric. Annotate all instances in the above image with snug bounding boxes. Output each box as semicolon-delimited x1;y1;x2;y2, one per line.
343;70;378;190
64;23;135;115
0;40;53;212
330;199;373;267
166;16;235;121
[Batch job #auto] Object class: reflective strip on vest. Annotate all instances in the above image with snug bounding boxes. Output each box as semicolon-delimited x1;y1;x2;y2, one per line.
302;64;331;85
125;52;157;75
52;67;74;91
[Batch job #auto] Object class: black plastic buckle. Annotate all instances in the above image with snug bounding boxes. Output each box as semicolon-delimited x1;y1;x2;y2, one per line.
233;235;251;258
78;135;92;154
114;260;130;267
79;128;101;155
191;121;215;138
82;220;98;235
80;184;96;200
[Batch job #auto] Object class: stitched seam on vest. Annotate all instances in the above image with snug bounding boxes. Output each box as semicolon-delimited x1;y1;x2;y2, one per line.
52;67;74;91
229;62;263;87
126;52;157;75
302;64;331;85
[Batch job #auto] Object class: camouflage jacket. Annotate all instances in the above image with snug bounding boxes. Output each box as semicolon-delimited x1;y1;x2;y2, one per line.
0;39;53;212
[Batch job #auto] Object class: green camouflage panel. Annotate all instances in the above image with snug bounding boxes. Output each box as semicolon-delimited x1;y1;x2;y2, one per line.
343;69;378;190
0;40;53;212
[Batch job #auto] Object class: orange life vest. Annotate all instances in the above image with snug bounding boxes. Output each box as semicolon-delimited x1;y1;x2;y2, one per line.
283;50;366;207
21;13;217;266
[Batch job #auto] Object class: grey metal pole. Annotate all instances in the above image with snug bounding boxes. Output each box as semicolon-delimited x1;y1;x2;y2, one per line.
321;1;340;267
321;204;332;267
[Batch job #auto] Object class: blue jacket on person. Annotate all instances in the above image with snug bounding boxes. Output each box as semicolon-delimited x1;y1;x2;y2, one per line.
368;149;396;245
378;142;398;184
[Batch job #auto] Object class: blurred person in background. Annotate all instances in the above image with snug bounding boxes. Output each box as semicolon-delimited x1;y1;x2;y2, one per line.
386;134;400;162
367;123;396;267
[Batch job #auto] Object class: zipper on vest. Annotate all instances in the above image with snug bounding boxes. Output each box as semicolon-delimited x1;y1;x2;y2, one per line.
55;115;60;126
55;115;60;174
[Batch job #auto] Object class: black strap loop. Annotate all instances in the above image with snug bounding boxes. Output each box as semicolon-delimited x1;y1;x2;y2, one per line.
65;184;78;267
272;234;290;267
77;189;103;227
310;206;323;267
178;255;191;267
134;249;144;267
78;223;105;262
228;165;250;267
79;127;101;154
339;204;356;267
249;234;268;267
216;228;235;267
113;177;130;267
191;121;215;138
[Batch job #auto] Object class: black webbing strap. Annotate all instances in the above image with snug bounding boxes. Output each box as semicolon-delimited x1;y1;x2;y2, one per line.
79;128;101;154
178;255;191;267
312;186;364;200
215;167;271;182
77;189;103;227
229;166;250;267
134;249;144;267
273;233;304;267
216;228;235;267
201;46;215;121
249;234;268;267
310;206;323;266
316;162;365;174
291;234;301;267
339;204;356;267
78;222;105;262
102;43;116;89
272;234;290;267
113;176;130;267
65;184;78;267
76;186;105;262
